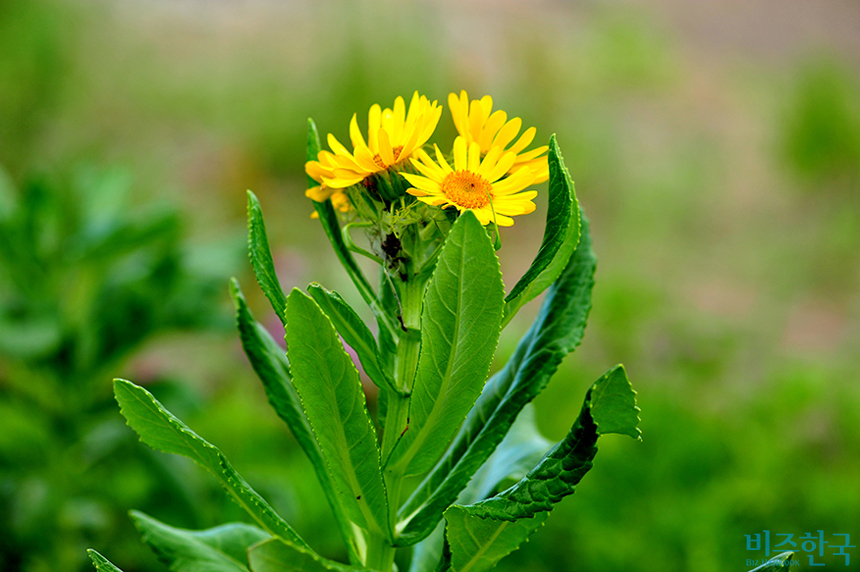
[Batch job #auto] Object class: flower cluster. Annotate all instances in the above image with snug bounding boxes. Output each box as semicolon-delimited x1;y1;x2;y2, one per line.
305;90;549;228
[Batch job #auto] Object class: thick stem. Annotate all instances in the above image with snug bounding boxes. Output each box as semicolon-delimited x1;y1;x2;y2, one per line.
381;274;423;459
364;531;397;571
378;268;427;563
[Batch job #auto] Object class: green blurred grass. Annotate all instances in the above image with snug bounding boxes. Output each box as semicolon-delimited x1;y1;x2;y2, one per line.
1;0;858;571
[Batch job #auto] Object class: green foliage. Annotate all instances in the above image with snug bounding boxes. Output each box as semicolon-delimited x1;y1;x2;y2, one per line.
248;538;374;572
246;191;289;324
131;512;269;572
306;283;398;395
385;212;505;477
0;167;231;572
113;379;307;548
457;366;638;521
781;58;860;187
230;278;359;563
441;367;638;572
87;550;126;572
284;289;390;546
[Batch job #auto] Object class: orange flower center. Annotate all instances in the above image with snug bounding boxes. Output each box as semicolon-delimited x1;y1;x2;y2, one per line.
372;146;405;170
441;170;493;209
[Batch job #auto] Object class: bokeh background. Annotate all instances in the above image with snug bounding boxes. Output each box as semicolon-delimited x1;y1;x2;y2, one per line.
2;0;859;571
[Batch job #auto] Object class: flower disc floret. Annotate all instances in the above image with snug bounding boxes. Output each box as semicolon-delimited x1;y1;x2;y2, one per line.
448;90;549;184
305;92;442;190
402;136;538;227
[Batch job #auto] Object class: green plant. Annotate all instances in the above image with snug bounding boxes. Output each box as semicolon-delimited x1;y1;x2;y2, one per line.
90;92;645;572
0;167;230;572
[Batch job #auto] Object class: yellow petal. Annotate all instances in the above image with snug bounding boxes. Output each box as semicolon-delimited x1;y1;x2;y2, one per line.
410;155;445;181
467;141;481;172
508;126;536;155
349;114;366;150
479;110;508;151
513;146;548;163
405;91;421;124
483;151;517;183
368;104;382;151
453;136;468;172
305;185;332;201
493;117;522;149
327;133;352;156
467;98;488;141
434;144;454;174
377;128;395;167
449;91;469;137
392;96;406;142
491;169;534;196
476;146;503;179
402;172;441;194
354;146;381;172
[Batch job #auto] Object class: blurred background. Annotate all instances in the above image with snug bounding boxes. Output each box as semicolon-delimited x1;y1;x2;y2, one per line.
1;0;859;571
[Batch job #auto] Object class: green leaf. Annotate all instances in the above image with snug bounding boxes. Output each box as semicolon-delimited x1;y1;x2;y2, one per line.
306;283;399;395
465;365;639;521
408;406;552;572
230;279;359;563
114;378;307;548
131;510;269;572
247;190;288;325
396;214;597;545
285;289;390;541
460;405;553;504
248;537;377;572
386;211;505;478
443;508;548;572
87;550;126;572
443;366;639;571
748;552;796;571
502;135;580;327
408;524;445;572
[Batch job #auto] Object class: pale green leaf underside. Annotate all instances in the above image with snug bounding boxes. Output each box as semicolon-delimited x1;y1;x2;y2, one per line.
460;404;553;504
248;538;379;572
113;379;306;547
387;211;505;477
87;550;126;572
285;289;389;538
444;508;548;572
132;510;269;572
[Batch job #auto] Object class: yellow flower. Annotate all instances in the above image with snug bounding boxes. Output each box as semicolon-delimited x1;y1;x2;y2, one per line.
402;136;537;227
306;92;443;189
448;90;549;183
305;152;351;218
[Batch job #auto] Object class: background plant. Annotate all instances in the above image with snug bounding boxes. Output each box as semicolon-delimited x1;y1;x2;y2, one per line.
0;167;234;572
